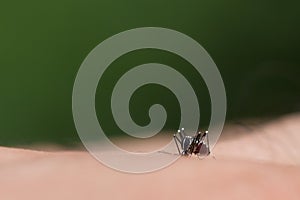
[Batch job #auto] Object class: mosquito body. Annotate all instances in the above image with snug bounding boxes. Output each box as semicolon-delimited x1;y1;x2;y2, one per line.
173;128;210;157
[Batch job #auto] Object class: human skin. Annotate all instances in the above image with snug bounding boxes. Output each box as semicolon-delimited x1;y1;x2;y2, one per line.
0;113;300;200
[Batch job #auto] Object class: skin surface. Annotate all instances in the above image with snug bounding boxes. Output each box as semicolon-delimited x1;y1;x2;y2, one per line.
1;113;300;200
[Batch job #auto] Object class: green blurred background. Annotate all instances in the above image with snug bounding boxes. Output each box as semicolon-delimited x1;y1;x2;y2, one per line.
1;0;299;146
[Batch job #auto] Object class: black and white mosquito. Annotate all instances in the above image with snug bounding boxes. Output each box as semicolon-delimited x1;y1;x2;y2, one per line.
173;128;210;157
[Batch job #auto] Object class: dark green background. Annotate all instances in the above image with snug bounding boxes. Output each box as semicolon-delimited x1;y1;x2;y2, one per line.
1;0;299;146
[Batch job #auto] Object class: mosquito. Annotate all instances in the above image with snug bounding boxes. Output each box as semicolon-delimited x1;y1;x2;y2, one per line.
173;128;210;157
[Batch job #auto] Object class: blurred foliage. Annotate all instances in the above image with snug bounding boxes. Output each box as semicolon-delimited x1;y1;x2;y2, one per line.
0;0;299;146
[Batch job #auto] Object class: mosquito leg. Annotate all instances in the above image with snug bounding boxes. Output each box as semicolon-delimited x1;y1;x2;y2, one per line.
179;128;185;140
173;134;182;155
174;134;182;144
205;131;211;155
